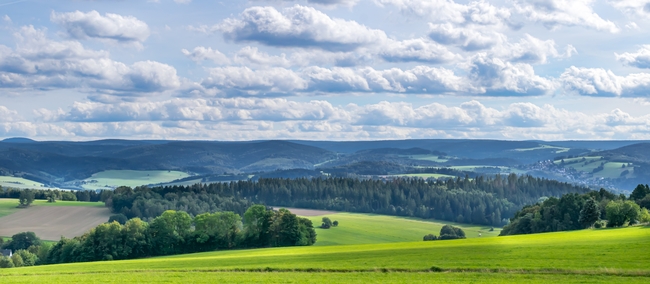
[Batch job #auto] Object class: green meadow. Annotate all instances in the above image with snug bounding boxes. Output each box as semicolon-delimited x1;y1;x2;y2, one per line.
305;212;499;246
79;170;192;190
0;176;57;190
0;198;104;218
390;173;457;179
513;145;570;153
1;226;648;283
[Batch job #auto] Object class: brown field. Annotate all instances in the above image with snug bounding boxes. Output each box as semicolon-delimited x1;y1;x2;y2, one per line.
0;206;111;240
273;207;338;216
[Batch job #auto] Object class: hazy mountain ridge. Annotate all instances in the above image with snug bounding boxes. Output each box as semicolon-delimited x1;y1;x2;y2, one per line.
1;138;649;191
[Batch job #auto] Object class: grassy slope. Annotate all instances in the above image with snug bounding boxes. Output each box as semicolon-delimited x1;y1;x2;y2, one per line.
0;198;104;218
1;226;648;283
0;176;58;190
305;213;499;246
79;170;191;190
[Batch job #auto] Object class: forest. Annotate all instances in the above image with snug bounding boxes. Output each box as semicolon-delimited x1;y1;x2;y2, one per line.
0;205;315;268
107;174;590;226
500;184;650;235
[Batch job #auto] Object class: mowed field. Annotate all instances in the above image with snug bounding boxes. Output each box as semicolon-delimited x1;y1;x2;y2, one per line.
0;199;110;240
0;176;58;190
79;170;192;190
302;212;500;246
1;226;648;283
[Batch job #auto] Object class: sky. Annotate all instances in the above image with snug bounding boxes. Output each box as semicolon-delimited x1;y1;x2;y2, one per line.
1;0;650;141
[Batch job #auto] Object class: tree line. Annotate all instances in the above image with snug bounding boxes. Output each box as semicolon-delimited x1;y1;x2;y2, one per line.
107;174;590;226
0;186;106;202
500;184;650;235
0;205;315;268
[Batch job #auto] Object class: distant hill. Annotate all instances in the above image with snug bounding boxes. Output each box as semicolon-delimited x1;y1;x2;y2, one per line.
0;139;648;191
594;143;650;163
1;137;36;143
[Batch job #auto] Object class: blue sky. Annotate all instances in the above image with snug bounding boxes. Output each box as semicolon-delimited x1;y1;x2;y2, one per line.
1;0;650;141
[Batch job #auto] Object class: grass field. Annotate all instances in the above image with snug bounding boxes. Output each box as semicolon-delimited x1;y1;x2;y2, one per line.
513;145;570;153
390;173;457;179
553;156;603;165
404;154;449;163
78;170;192;190
0;176;58;190
305;212;499;246
1;226;648;283
0;198;104;217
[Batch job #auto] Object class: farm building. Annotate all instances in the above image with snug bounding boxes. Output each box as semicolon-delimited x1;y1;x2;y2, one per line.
0;249;11;257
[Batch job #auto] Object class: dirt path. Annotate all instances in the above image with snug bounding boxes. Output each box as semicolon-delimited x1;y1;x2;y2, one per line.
0;206;111;240
272;207;338;216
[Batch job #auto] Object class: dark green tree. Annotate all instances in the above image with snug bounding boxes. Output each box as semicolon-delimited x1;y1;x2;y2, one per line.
578;198;600;228
630;184;650;201
0;256;14;268
18;190;35;207
4;232;41;251
321;217;332;229
332;220;339;227
108;214;128;225
606;200;641;227
15;250;38;266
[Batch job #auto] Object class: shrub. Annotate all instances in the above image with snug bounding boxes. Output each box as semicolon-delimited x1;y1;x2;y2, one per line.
0;256;14;268
332;220;338;227
108;214;128;225
423;234;437;241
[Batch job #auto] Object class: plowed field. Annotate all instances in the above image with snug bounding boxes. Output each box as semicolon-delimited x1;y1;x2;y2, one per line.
0;206;111;240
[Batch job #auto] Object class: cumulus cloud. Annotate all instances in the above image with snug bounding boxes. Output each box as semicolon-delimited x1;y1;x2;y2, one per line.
0;106;20;122
182;46;230;64
19;97;650;140
233;46;291;67
218;5;387;51
468;54;555;96
201;66;308;95
0;26;179;95
492;34;575;64
376;0;512;27
560;66;650;97
196;65;473;96
379;38;459;63
252;0;360;7
513;0;619;33
608;0;650;19
428;23;505;51
616;45;650;69
51;10;150;46
38;98;345;123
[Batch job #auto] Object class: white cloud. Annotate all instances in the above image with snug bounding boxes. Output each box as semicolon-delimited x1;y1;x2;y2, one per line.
174;0;191;4
379;38;459;63
51;10;150;46
252;0;360;7
608;0;650;19
513;0;619;33
376;0;512;27
233;46;291;67
616;45;650;69
0;26;179;94
428;23;505;51
201;66;308;95
19;97;650;140
0;106;20;122
218;5;388;51
492;34;575;64
560;66;650;97
468;54;555;96
182;46;231;64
